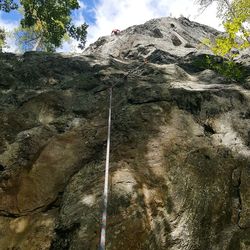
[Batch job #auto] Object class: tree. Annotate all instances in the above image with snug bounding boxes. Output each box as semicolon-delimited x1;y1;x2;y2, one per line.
0;28;6;52
0;0;18;12
1;0;88;52
13;25;55;52
197;0;250;58
197;0;231;18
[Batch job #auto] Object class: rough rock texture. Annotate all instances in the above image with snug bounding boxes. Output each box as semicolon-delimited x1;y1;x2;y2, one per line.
0;17;250;250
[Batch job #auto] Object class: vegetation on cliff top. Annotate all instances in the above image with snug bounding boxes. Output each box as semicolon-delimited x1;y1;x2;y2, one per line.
197;0;250;58
0;0;88;52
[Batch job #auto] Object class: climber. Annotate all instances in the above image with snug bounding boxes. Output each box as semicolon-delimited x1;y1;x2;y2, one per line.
111;29;120;35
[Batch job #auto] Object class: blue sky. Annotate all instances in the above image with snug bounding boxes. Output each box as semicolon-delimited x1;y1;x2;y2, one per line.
1;9;21;22
1;0;97;25
72;0;99;25
0;0;222;53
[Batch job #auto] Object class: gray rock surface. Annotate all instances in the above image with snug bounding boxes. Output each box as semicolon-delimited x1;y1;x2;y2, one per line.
0;17;250;250
85;16;219;60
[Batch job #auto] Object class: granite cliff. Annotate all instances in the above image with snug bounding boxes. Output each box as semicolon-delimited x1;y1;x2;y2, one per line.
0;17;250;249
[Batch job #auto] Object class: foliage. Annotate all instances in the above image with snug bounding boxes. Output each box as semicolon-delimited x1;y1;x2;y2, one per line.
194;55;247;82
13;25;55;52
0;28;6;52
212;19;249;57
0;0;18;12
196;0;240;20
20;0;88;51
197;0;250;58
1;0;88;52
68;23;88;50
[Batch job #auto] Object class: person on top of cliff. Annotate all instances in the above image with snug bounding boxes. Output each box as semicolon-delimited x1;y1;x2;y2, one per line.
111;29;120;35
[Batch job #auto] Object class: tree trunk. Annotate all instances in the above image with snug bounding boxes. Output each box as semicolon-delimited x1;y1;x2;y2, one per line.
32;36;42;51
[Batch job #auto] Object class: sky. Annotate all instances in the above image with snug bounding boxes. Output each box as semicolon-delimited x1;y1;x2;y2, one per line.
0;0;223;53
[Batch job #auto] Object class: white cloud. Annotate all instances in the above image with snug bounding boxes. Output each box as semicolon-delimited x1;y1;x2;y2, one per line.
58;0;87;53
87;0;166;44
1;0;224;53
85;0;223;46
0;13;19;52
72;0;86;26
190;1;224;31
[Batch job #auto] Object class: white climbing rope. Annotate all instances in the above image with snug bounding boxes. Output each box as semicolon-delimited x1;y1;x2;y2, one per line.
98;54;162;249
99;87;112;250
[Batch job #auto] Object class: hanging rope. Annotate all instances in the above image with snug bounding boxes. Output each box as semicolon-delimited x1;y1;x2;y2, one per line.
98;52;163;249
99;87;112;250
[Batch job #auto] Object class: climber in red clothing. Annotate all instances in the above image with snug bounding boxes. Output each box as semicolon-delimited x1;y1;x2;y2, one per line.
111;29;120;35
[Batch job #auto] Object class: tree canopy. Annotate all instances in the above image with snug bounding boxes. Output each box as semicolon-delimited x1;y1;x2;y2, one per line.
0;0;88;52
197;0;250;58
0;0;18;12
0;28;6;52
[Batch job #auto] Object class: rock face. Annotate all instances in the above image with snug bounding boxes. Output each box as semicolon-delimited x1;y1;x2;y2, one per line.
0;17;250;250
